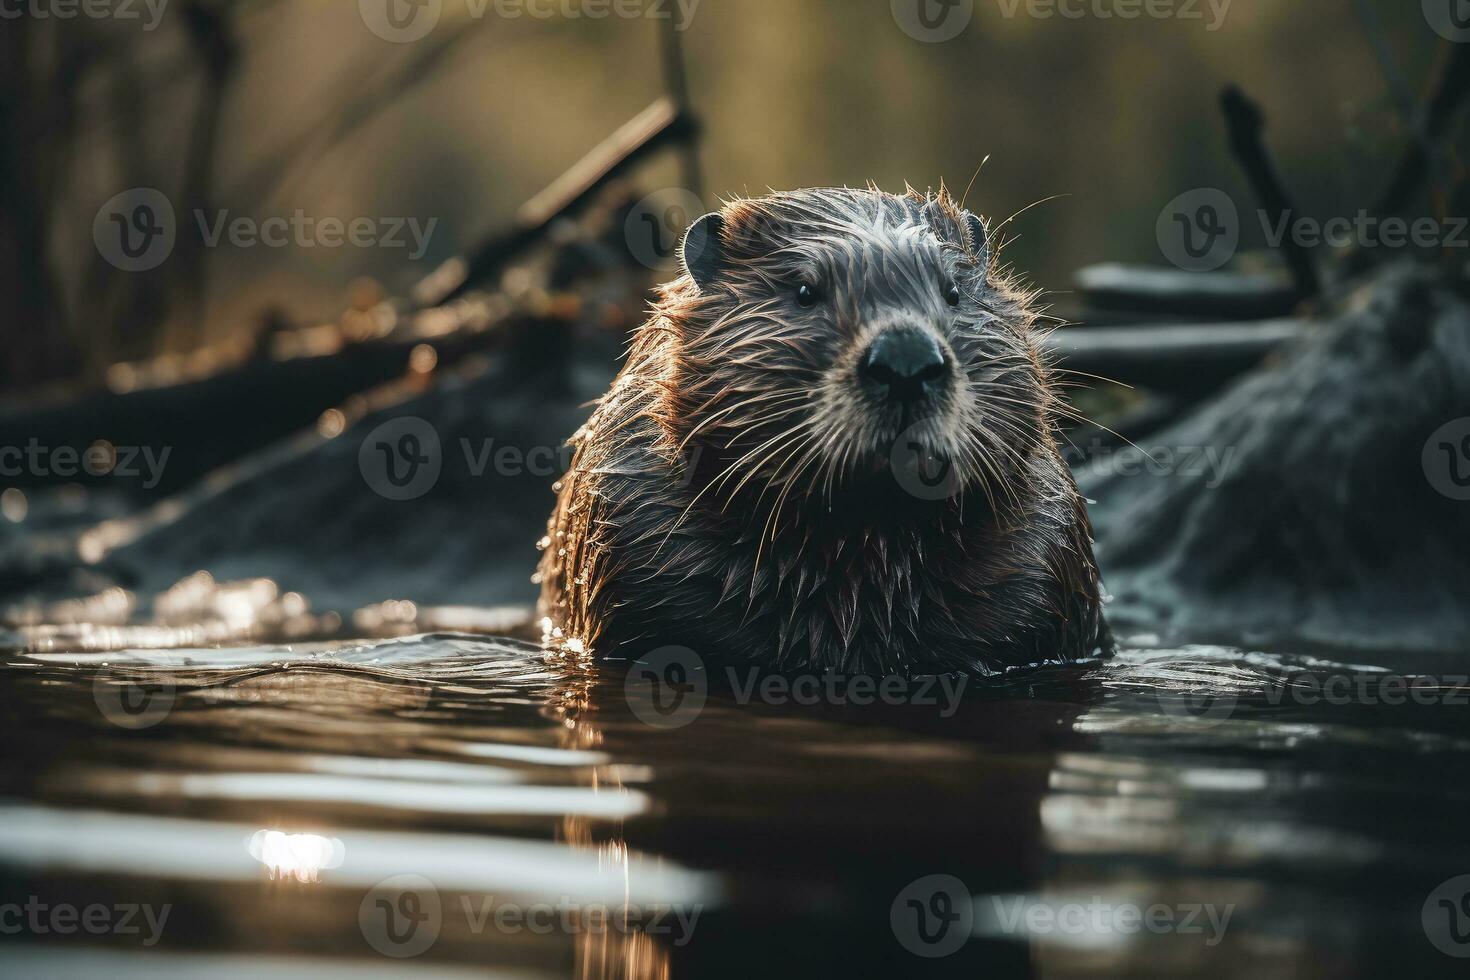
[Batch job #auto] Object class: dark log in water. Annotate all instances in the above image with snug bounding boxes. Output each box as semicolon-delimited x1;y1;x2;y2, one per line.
1081;263;1470;654
1044;319;1304;396
1075;263;1302;320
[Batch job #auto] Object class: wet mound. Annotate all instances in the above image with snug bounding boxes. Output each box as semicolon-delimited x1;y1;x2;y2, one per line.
1082;264;1470;653
57;318;616;615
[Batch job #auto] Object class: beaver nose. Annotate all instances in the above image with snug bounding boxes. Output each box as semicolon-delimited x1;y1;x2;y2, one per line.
860;328;948;403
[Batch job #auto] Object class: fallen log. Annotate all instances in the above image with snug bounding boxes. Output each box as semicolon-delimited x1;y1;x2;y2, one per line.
1043;318;1306;394
1075;263;1302;320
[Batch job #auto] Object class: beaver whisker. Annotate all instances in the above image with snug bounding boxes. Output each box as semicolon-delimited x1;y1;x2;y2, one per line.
675;395;809;453
753;428;824;574
652;410;814;557
716;417;820;504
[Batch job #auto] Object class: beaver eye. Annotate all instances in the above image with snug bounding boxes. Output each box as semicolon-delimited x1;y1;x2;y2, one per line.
796;284;822;308
945;284;962;307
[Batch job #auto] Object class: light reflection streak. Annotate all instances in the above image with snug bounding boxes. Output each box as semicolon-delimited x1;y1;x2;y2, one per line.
0;805;718;908
74;770;648;819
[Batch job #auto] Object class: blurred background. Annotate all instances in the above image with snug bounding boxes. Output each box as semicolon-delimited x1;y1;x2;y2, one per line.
2;0;1449;386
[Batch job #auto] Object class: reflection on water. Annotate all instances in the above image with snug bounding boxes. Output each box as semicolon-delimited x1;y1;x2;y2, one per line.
3;625;1470;977
248;831;346;884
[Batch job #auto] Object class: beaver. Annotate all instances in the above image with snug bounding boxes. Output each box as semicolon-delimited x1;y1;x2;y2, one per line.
536;185;1107;675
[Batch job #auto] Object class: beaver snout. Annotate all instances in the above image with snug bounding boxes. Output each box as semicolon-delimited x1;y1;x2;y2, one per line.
859;327;949;404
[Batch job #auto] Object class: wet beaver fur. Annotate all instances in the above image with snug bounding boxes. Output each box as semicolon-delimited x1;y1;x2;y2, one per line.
537;186;1107;675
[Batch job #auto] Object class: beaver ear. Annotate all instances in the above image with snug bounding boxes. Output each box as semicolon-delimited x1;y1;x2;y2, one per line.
681;212;725;290
963;211;990;267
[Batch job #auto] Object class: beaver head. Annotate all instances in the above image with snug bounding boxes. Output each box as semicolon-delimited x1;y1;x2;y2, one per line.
539;186;1105;673
653;186;1052;524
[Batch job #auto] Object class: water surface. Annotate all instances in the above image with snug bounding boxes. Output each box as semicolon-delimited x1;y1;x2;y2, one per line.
3;628;1469;978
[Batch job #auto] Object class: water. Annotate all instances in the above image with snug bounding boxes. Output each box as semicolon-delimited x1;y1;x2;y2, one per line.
3;626;1470;978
